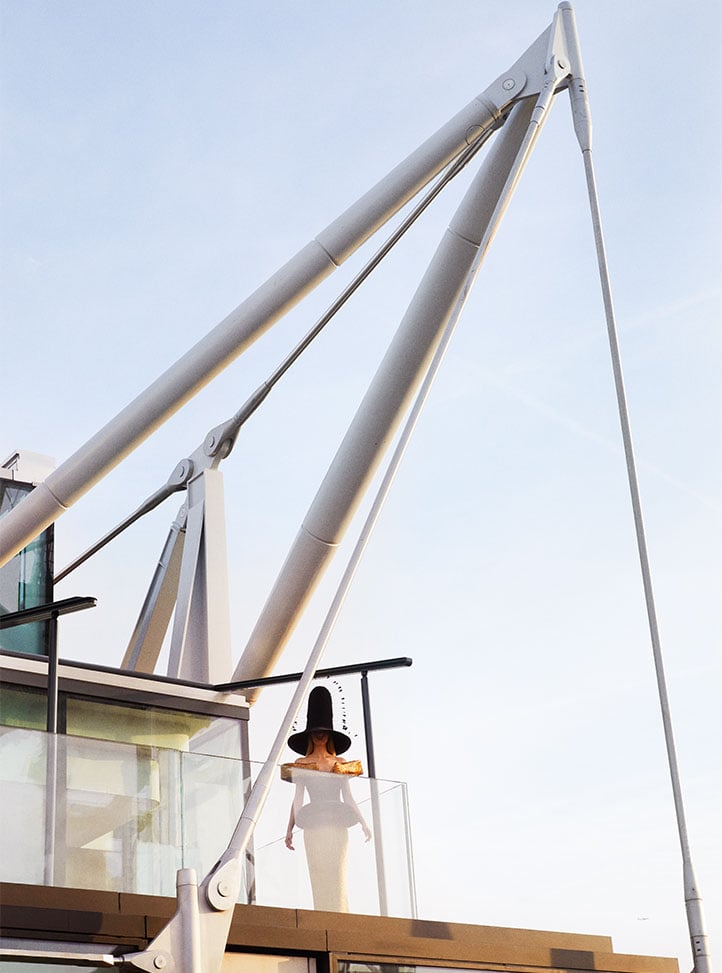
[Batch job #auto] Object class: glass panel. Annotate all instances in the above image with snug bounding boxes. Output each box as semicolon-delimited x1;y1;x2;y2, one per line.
0;480;53;656
0;727;415;915
62;734;181;895
0;725;48;884
251;769;415;917
0;727;181;894
179;748;246;885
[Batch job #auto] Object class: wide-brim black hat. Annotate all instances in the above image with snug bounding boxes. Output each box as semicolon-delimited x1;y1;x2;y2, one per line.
287;685;351;756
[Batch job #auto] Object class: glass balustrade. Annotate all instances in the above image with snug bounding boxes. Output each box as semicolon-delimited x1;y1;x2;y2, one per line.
0;726;415;918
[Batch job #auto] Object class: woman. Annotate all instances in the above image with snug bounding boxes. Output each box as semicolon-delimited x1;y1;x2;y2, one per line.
283;686;371;912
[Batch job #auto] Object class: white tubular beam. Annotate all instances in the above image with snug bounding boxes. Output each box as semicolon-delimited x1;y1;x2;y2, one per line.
560;7;712;970
166;469;233;684
234;97;536;689
121;509;186;672
0;27;552;571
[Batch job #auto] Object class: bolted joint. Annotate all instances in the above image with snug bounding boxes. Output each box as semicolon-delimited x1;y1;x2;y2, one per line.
206;860;243;912
203;420;238;461
168;459;194;488
121;951;173;973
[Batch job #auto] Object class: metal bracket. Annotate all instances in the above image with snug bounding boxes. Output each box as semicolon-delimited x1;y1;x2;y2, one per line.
122;866;238;973
205;860;244;912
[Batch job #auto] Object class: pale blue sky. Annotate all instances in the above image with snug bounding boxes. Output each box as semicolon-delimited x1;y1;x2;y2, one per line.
1;0;721;965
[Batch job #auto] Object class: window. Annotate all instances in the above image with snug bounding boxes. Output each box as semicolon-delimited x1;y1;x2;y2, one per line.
0;686;244;760
0;683;47;729
0;479;53;656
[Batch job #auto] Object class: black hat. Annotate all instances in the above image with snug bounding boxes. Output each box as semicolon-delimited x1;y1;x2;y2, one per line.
287;685;351;756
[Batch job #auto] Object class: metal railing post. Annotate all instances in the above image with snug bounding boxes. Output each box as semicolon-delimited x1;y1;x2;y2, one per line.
362;671;388;915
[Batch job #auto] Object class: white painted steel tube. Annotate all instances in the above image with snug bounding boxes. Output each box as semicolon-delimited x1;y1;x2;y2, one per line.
176;869;202;973
0;89;512;570
560;7;712;970
234;98;536;687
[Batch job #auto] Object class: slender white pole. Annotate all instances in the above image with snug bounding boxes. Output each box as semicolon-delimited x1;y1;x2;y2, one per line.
559;6;712;970
585;148;711;973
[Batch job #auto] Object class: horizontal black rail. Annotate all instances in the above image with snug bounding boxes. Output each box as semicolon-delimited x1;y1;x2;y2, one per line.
0;596;96;629
214;656;412;692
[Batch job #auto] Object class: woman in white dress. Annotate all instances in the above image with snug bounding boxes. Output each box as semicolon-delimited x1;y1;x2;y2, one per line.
284;686;371;912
